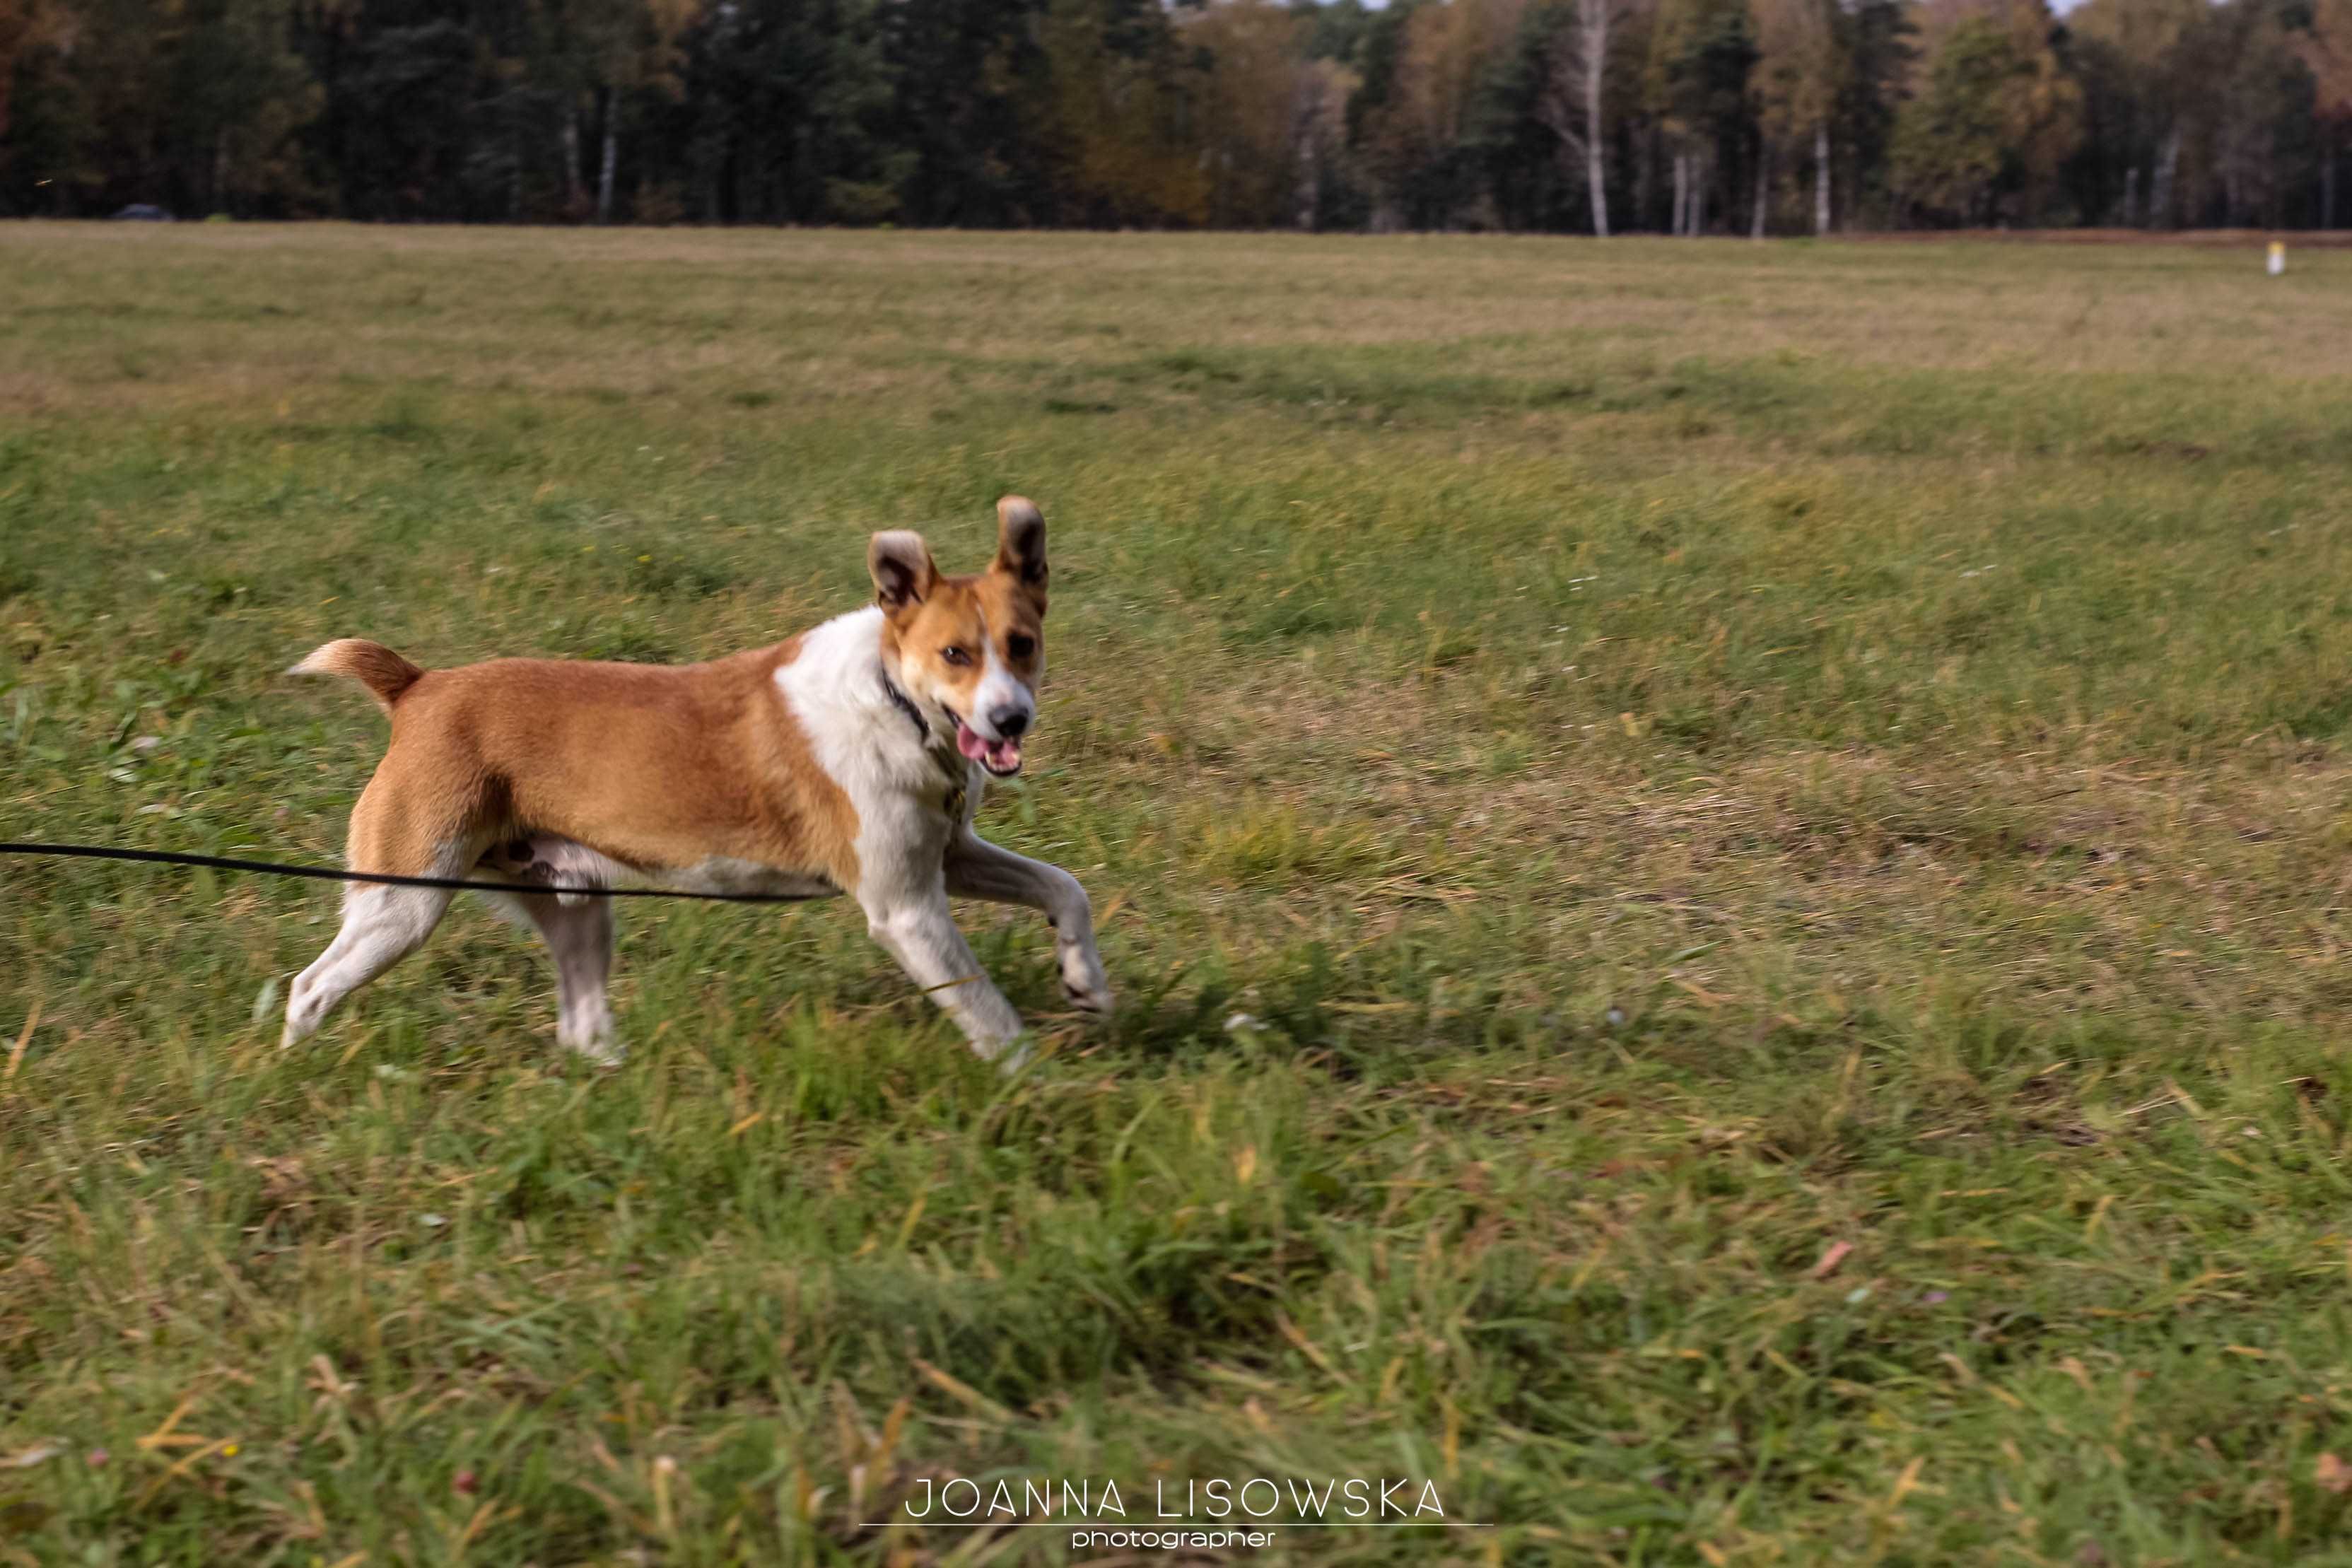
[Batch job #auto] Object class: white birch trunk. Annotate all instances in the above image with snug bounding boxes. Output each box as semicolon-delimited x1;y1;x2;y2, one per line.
2151;127;2181;229
1584;0;1610;238
563;110;584;211
1589;134;1608;237
1813;119;1830;235
1637;127;1654;230
597;88;617;224
1752;143;1768;238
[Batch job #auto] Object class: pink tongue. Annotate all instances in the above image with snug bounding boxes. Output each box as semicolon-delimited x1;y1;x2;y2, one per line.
955;723;1022;771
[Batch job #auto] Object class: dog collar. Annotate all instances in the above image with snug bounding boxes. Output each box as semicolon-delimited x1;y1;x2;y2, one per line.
880;666;966;802
879;670;930;744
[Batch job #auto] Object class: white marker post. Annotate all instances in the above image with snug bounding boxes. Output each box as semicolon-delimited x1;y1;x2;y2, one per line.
2268;240;2286;276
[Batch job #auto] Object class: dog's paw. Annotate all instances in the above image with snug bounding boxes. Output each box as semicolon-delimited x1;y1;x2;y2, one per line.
1058;938;1111;1014
983;1035;1036;1076
563;1035;627;1069
1062;975;1113;1018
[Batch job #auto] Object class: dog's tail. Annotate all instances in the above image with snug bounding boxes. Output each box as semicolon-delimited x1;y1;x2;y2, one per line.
288;638;426;713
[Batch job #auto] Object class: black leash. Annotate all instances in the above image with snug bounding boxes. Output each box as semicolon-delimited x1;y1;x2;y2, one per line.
0;842;831;904
4;673;945;908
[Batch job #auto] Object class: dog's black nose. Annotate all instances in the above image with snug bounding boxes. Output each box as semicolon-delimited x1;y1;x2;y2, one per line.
990;706;1031;739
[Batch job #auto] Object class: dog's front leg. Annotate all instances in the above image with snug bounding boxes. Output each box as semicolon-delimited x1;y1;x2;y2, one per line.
862;888;1030;1067
942;831;1111;1017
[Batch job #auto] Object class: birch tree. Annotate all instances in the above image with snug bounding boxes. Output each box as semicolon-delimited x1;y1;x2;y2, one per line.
540;0;691;222
2067;0;2204;228
1540;0;1625;235
1753;0;1839;233
1290;56;1357;230
1646;0;1753;234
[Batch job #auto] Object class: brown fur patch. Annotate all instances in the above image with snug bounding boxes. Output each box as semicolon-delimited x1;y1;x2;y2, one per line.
318;498;1048;887
331;638;860;885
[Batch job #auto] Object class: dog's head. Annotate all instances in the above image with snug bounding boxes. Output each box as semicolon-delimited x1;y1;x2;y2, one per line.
870;496;1049;778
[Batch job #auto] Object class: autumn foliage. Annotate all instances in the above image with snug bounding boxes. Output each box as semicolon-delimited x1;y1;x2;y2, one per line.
4;0;2350;230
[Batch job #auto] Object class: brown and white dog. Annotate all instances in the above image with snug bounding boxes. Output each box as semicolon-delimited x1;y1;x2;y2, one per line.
279;496;1109;1068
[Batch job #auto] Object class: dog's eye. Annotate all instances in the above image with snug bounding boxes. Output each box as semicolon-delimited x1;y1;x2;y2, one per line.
940;646;971;667
1007;634;1035;660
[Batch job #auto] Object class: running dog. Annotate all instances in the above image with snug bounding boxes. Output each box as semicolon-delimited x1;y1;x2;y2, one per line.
281;496;1109;1068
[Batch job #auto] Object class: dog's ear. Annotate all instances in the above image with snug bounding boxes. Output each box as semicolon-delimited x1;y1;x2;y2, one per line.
869;530;937;612
993;496;1047;599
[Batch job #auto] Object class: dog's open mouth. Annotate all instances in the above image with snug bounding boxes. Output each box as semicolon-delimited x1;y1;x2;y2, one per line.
954;720;1024;777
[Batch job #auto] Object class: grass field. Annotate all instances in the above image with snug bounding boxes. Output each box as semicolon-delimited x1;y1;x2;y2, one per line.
6;224;2352;1565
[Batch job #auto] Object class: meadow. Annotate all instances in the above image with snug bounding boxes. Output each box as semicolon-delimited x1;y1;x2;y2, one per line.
5;223;2352;1565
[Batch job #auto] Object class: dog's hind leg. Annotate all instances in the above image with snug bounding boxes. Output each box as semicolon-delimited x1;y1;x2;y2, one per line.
282;761;476;1048
483;889;621;1065
541;898;619;1063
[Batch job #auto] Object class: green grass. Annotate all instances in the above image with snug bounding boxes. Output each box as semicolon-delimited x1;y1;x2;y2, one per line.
5;224;2352;1564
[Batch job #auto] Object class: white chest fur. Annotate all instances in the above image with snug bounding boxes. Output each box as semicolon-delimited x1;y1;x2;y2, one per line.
774;607;971;899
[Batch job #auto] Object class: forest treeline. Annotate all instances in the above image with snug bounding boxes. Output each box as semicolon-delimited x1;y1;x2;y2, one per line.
4;0;2351;233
